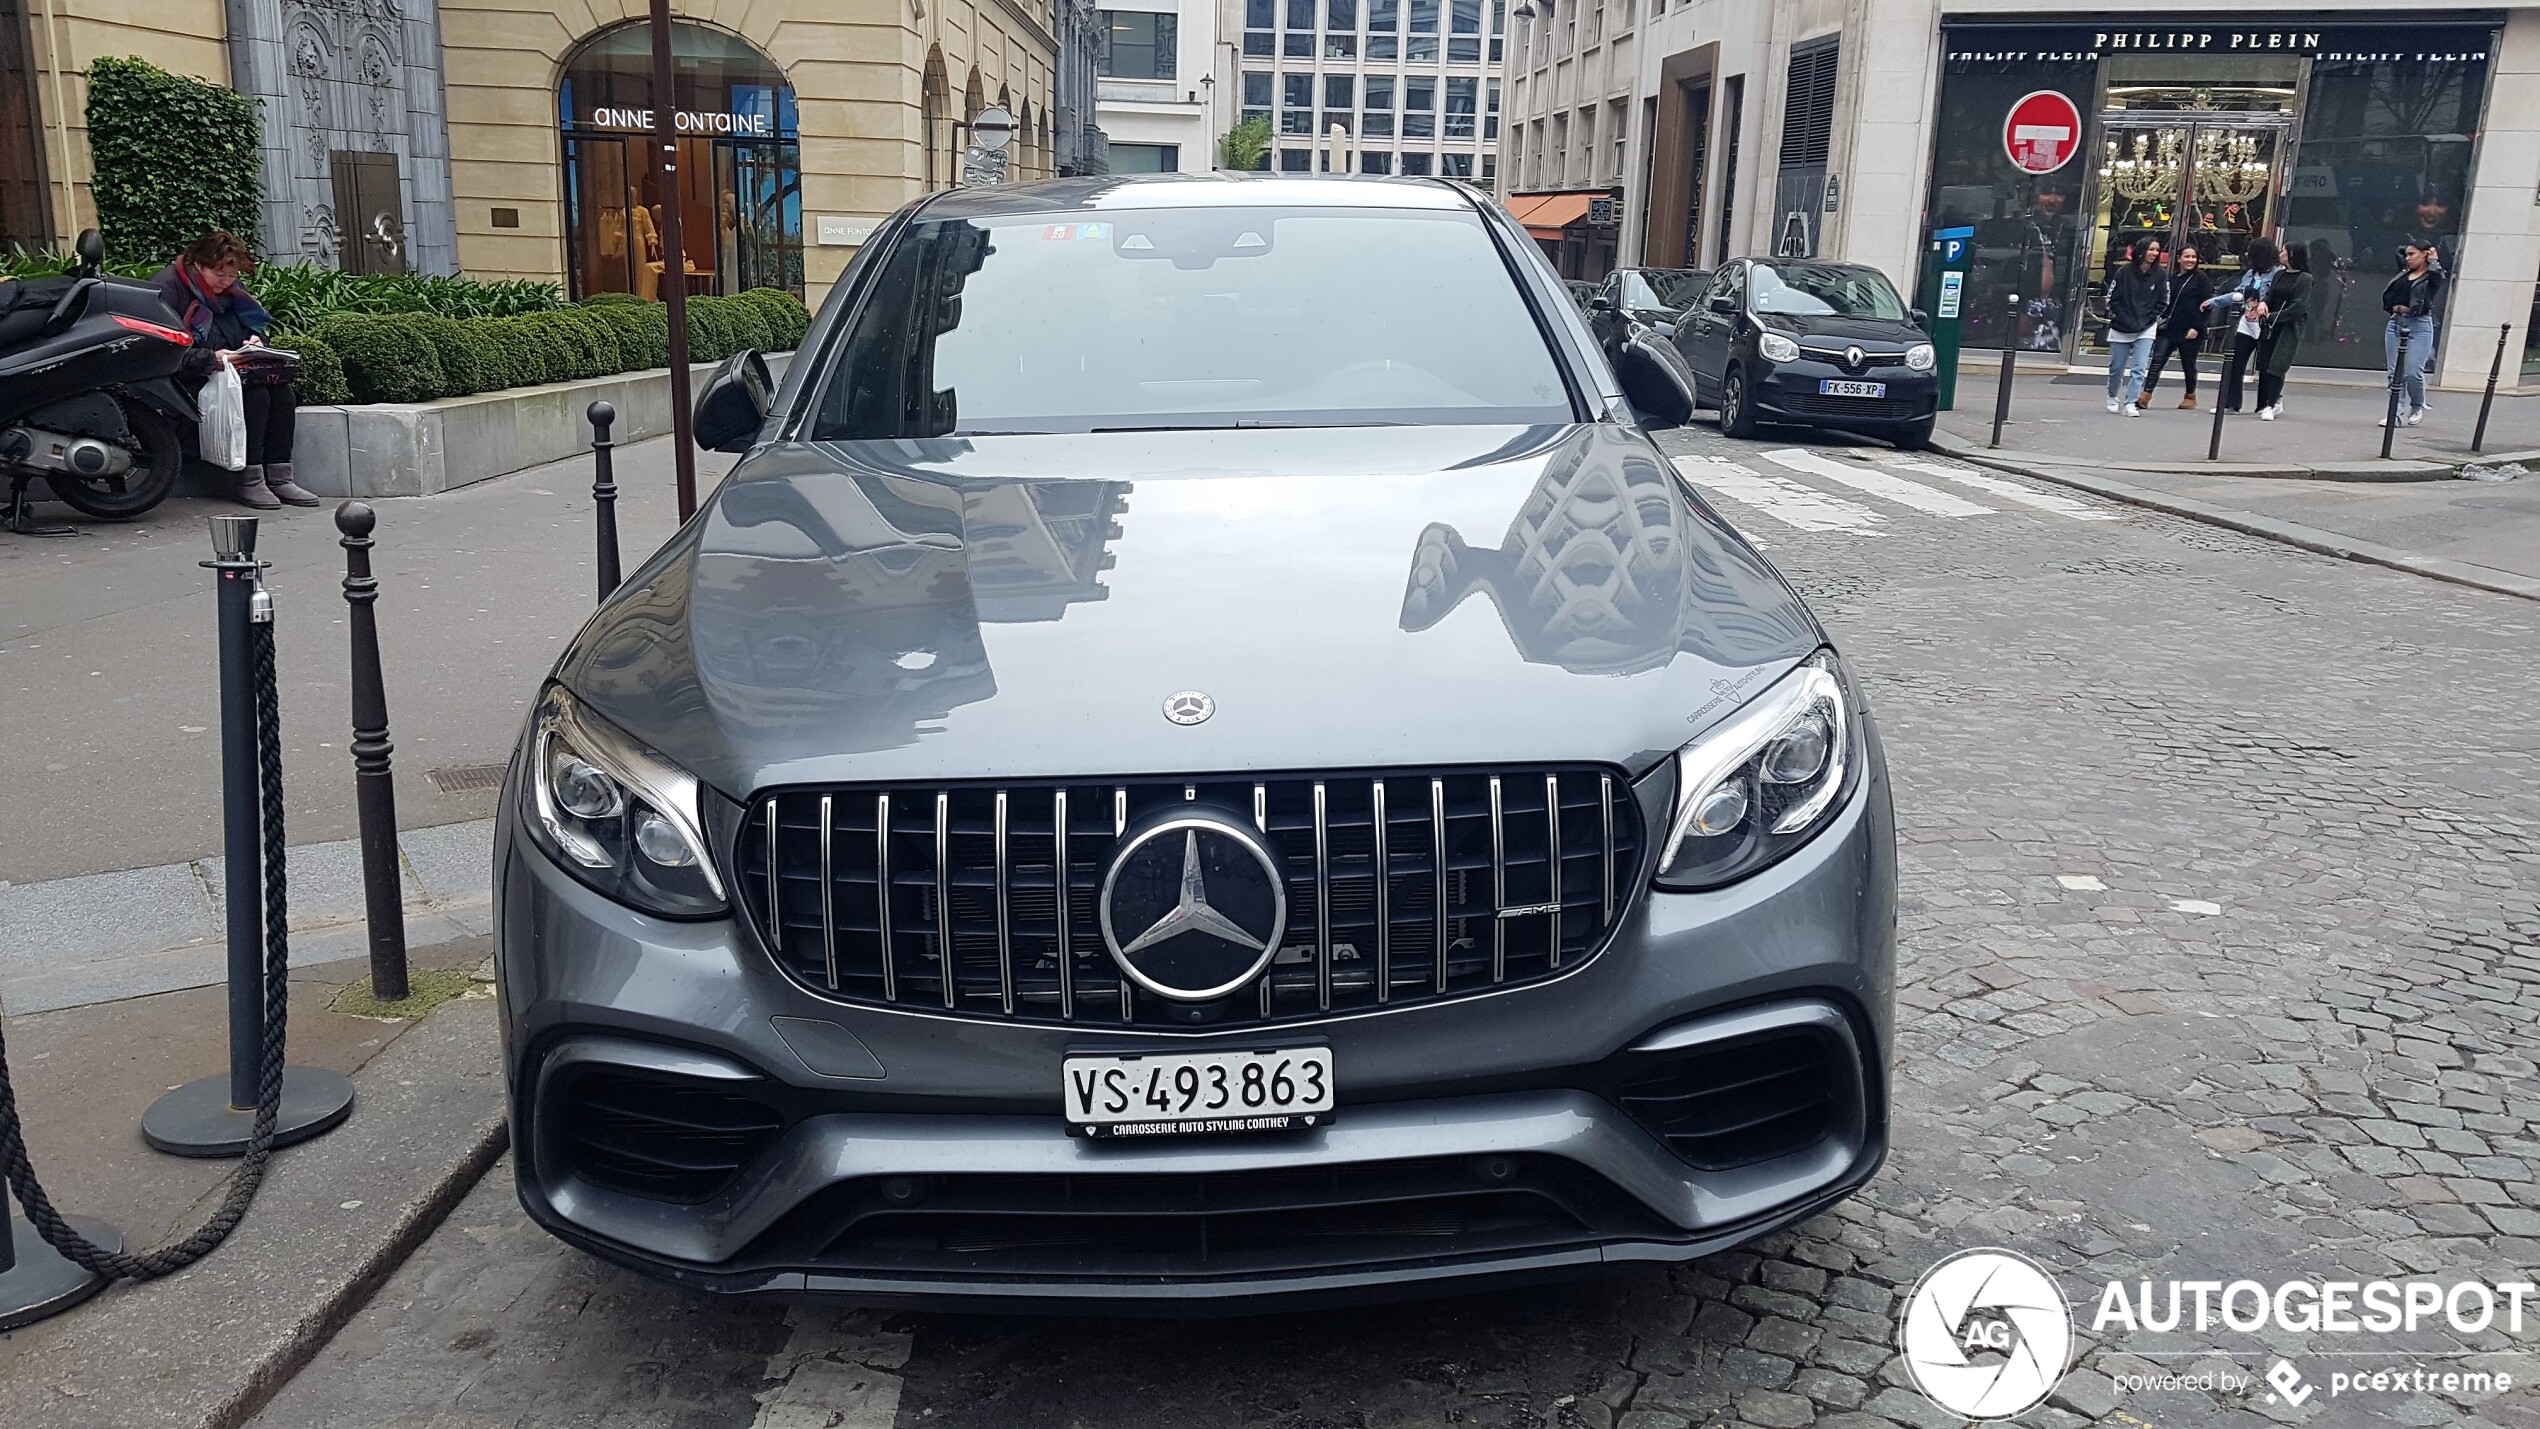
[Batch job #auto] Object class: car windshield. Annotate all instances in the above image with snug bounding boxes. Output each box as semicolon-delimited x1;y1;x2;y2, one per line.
1747;262;1909;321
1623;269;1706;311
811;204;1573;437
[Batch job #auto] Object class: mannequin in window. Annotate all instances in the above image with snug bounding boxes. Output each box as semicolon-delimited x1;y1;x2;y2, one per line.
631;202;663;300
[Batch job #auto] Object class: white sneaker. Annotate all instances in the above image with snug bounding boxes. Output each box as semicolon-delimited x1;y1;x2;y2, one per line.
2106;399;2122;413
2406;407;2427;426
2259;406;2277;421
2124;403;2142;417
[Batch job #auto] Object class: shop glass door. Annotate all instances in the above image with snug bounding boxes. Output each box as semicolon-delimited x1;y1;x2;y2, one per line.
2080;113;2292;357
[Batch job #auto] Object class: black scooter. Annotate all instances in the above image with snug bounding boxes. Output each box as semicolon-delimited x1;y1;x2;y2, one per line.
0;229;198;531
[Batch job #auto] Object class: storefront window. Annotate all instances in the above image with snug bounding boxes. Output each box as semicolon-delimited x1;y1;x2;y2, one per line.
558;22;802;301
1920;52;2096;354
2290;50;2488;369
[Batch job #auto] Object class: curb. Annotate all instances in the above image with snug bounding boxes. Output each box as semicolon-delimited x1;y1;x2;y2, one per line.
1929;432;2540;605
1933;428;2491;482
0;998;509;1429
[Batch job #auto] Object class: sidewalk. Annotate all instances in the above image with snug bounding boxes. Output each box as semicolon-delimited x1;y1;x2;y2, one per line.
0;437;735;888
1932;367;2540;600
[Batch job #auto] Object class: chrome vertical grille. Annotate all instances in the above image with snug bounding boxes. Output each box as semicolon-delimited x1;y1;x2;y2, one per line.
736;766;1643;1030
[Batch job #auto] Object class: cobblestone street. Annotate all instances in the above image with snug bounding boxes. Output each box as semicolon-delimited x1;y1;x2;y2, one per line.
248;428;2540;1429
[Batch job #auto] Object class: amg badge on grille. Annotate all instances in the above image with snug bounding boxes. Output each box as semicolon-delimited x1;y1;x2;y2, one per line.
1099;810;1287;1001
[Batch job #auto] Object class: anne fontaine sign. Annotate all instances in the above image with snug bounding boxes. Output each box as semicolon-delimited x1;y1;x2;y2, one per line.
584;107;775;136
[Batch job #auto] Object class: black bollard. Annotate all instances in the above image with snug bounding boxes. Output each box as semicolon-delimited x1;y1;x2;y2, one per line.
0;1187;120;1331
142;515;356;1157
2207;370;2228;461
1989;293;2021;449
2381;326;2410;460
589;400;623;602
2472;323;2512;453
336;502;408;1002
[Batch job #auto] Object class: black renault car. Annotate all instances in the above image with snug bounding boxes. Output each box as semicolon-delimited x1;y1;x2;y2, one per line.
1673;258;1938;449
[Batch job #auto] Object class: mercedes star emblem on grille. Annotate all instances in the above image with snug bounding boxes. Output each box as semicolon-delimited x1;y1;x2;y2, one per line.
1844;345;1864;368
1163;690;1215;725
1098;811;1287;1002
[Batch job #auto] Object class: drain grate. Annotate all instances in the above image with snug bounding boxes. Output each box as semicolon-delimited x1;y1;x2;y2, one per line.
427;763;508;793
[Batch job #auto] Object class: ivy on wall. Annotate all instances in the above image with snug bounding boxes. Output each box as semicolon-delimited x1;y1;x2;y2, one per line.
84;56;264;266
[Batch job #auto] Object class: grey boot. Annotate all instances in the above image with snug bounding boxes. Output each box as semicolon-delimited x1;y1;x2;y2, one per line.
236;464;281;510
264;461;321;507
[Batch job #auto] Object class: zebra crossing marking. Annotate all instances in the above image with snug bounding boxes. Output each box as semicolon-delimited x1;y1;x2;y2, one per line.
1882;455;2123;522
1758;447;1998;518
1671;455;1888;535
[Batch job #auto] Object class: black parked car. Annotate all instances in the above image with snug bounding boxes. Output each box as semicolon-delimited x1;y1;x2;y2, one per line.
1593;267;1710;337
1674;258;1938;449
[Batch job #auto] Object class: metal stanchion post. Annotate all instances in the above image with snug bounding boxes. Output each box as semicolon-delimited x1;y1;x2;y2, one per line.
2472;323;2511;454
2382;327;2410;461
335;502;408;1003
589;400;622;602
142;516;355;1157
2207;367;2228;461
0;1168;120;1330
1989;293;2020;449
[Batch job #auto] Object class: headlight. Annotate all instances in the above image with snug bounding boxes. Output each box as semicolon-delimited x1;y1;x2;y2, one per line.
524;685;727;918
1654;651;1858;890
1756;331;1801;363
1905;343;1937;371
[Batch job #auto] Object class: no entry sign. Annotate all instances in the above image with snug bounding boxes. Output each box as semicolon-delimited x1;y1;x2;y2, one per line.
2003;90;2082;174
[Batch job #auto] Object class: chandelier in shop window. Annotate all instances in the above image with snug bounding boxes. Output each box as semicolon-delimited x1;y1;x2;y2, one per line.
2100;130;2185;203
2195;129;2273;204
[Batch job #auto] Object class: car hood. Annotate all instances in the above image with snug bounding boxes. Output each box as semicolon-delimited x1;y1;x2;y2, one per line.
554;424;1822;798
1757;313;1924;346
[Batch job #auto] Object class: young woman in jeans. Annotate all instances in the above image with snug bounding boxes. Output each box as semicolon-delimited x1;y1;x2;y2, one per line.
2101;237;2171;416
2141;243;2214;409
2381;241;2445;426
2211;238;2281;415
150;232;316;510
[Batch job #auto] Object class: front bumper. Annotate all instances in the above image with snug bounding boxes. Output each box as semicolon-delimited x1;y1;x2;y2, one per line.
1752;361;1938;431
496;742;1897;1311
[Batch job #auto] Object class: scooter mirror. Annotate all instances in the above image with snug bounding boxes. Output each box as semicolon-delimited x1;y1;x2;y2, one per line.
74;229;103;277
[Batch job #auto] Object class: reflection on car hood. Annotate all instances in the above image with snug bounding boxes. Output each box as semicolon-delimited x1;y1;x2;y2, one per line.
1757;313;1924;345
553;425;1822;797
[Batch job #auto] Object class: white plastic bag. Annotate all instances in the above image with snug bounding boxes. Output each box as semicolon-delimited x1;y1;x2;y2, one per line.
198;357;247;471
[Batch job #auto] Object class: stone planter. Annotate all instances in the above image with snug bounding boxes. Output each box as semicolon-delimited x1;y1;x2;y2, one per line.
284;352;793;499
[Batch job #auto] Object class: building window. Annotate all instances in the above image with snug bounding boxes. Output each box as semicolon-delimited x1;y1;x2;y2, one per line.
1327;0;1354;28
1286;33;1314;56
1370;35;1399;60
1281;148;1313;171
1609;97;1627;181
1404;76;1436;138
1449;37;1479;61
559;20;802;299
1446;76;1476;137
1485;78;1499;140
1326;33;1357;57
1249;0;1274;24
1097;11;1177;80
1441;151;1472;176
1481;153;1496;177
1110;142;1180;172
1400;151;1433;175
1408;0;1440;57
1246;32;1274;55
1451;0;1479;32
1371;0;1398;31
1244;71;1274;106
1363;74;1395;136
1326;74;1355;110
1361;150;1393;173
1287;0;1314;26
1773;37;1837;257
1282;71;1314;132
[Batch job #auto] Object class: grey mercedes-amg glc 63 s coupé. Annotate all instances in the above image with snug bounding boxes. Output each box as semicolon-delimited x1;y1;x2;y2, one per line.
495;174;1897;1312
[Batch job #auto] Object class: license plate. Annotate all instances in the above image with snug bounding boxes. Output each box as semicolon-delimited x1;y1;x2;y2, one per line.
1063;1048;1334;1138
1819;379;1886;397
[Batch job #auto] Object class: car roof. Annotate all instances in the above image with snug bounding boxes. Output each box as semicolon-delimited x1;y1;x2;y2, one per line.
912;172;1486;221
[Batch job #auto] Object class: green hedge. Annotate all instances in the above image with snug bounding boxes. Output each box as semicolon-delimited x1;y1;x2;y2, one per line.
301;288;809;405
86;57;263;267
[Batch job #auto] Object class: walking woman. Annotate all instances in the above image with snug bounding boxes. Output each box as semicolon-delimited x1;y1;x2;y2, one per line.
2141;242;2215;408
2101;238;2170;417
2252;243;2313;421
2210;238;2281;414
150;231;317;509
2380;240;2444;427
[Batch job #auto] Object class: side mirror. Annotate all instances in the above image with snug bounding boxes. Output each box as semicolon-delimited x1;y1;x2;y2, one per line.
1588;295;1614;312
73;229;104;278
1615;326;1697;428
1909;307;1930;327
694;349;773;453
1708;294;1737;315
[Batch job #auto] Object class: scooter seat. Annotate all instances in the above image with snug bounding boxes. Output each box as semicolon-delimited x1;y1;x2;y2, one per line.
0;274;79;349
